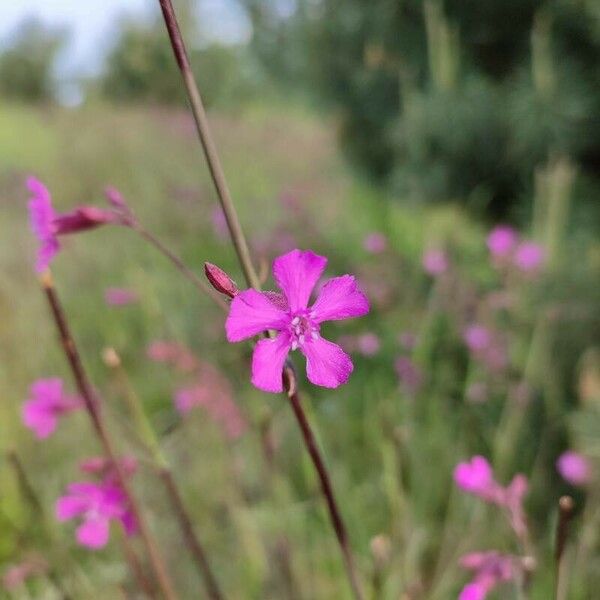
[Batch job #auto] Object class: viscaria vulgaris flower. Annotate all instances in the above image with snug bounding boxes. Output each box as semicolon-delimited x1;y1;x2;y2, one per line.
56;480;135;549
22;378;82;439
363;232;387;254
225;249;369;392
27;177;123;272
487;225;518;259
459;551;524;600
513;241;545;273
422;248;449;276
557;450;592;486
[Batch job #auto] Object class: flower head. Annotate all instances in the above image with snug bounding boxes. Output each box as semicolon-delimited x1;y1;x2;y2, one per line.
454;456;496;498
514;241;544;272
104;287;138;306
225;249;369;392
459;552;521;600
422;249;449;276
27;177;121;272
463;325;492;353
22;378;82;439
56;480;135;549
557;451;592;486
356;332;381;356
487;226;518;258
363;232;387;254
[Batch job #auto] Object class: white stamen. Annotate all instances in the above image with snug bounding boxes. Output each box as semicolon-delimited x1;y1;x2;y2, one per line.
311;331;319;340
299;335;305;345
291;316;300;326
291;340;298;351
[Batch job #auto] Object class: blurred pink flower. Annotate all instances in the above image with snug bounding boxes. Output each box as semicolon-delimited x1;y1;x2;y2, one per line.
226;249;369;392
79;456;138;481
394;356;424;395
514;241;545;272
459;551;521;600
487;226;518;258
22;378;82;439
2;556;47;591
174;362;247;440
104;287;138;306
56;481;135;549
363;232;387;254
356;332;381;356
422;249;449;276
557;451;592;486
463;325;491;352
211;206;229;240
146;340;198;372
27;177;119;272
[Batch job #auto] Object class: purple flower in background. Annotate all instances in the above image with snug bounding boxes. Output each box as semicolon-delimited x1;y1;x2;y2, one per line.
454;456;498;500
394;356;423;395
422;249;448;276
104;287;139;306
514;241;545;273
56;481;135;549
146;340;198;372
226;249;369;392
356;332;381;356
557;451;592;486
22;378;82;439
27;177;119;272
79;456;138;481
487;226;518;258
459;552;521;600
2;555;47;591
363;232;387;254
463;325;491;352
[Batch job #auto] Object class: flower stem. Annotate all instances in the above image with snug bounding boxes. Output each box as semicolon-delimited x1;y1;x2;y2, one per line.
104;349;225;600
41;271;178;600
133;223;228;311
284;369;364;600
156;3;364;597
157;0;260;291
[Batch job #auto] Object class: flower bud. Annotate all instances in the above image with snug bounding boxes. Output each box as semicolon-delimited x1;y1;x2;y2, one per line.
204;262;239;298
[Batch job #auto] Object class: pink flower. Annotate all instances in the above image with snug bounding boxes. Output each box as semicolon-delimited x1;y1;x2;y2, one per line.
2;555;47;590
27;177;119;272
22;378;82;439
514;241;545;272
487;226;518;258
146;340;198;372
79;456;138;481
356;332;381;356
422;249;449;276
226;249;369;393
557;451;592;486
463;325;491;352
104;287;138;306
394;356;424;395
454;456;497;499
363;232;387;254
459;552;521;600
56;481;135;549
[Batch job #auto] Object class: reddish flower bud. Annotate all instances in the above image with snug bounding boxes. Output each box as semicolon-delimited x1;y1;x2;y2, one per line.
204;262;239;298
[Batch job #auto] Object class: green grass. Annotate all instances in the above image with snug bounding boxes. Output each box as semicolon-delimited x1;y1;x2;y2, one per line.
0;101;598;598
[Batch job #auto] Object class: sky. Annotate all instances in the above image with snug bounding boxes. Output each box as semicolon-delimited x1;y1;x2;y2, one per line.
0;0;251;79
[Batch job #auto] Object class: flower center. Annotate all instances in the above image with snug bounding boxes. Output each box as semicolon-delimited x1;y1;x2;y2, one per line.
289;311;319;350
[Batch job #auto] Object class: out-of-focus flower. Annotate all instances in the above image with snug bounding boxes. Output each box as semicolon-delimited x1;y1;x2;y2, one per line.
356;332;381;356
211;206;229;240
22;378;82;439
363;232;387;254
27;177;120;272
2;555;47;590
514;242;545;273
422;249;449;276
463;325;492;353
394;356;423;395
146;340;198;372
79;456;138;481
56;481;135;549
487;226;518;259
104;287;138;306
459;551;522;600
174;362;247;440
226;249;369;392
557;451;592;486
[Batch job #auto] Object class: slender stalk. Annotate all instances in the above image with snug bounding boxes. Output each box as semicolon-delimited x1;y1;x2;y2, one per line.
41;271;178;600
284;369;364;600
132;223;227;311
157;0;260;290
555;496;574;600
104;349;224;600
118;528;157;599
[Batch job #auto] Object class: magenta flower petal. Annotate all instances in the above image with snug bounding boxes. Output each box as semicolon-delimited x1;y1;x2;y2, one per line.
22;400;58;438
557;451;592;486
55;496;88;521
301;336;353;388
454;456;493;493
226;289;289;342
273;249;327;311
310;275;369;323
251;333;292;392
27;177;59;272
76;517;110;549
459;582;487;600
